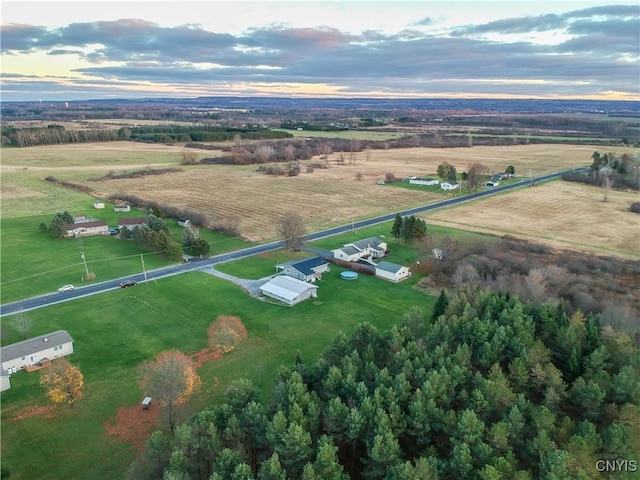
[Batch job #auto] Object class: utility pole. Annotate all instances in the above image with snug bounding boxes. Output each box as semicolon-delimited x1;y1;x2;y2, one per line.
81;252;89;279
141;253;147;281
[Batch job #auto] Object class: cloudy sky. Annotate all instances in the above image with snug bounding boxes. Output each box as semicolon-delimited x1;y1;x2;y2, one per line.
1;1;639;101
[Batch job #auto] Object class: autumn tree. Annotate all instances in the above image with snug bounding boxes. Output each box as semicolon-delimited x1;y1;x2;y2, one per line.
277;213;306;252
139;351;201;431
208;315;248;353
40;358;84;407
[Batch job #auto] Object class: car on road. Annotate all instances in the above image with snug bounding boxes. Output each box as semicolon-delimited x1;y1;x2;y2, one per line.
58;284;75;292
120;281;137;288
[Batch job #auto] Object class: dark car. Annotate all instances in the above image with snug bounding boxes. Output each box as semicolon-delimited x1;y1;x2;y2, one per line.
120;281;137;288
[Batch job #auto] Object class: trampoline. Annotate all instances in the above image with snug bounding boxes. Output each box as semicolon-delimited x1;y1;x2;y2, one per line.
340;271;358;280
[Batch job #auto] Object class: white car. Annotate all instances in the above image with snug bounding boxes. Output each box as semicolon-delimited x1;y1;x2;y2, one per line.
58;284;75;293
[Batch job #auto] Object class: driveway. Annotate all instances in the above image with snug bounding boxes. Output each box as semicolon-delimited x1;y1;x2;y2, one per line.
203;265;272;297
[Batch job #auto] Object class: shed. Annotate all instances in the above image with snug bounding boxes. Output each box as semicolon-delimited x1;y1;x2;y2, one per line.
259;276;318;306
375;261;411;283
93;201;105;209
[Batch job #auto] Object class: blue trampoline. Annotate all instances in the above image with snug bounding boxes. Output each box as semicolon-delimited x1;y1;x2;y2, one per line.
340;271;358;280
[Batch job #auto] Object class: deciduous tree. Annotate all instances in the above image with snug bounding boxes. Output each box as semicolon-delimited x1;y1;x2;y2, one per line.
277;213;306;252
139;351;201;431
10;310;33;339
40;358;84;407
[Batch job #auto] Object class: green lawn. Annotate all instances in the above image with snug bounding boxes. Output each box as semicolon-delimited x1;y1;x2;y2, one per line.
0;210;251;303
1;266;434;480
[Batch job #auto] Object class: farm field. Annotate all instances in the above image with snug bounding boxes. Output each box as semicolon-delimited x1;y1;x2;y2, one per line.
426;180;640;258
3;142;633;241
0;261;434;480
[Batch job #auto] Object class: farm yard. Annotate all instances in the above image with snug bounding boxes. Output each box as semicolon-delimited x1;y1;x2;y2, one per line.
2;142;635;242
426;181;640;257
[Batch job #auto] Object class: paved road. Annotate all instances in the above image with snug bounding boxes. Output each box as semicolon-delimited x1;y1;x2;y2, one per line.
0;167;585;317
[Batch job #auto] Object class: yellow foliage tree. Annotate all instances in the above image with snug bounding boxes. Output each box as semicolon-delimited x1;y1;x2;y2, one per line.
139;350;201;431
208;315;248;353
39;359;84;407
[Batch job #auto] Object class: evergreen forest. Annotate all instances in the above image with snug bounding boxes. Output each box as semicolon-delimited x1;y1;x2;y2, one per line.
128;289;640;480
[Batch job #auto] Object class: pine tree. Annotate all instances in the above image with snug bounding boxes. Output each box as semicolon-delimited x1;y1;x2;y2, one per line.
391;214;403;242
432;289;449;320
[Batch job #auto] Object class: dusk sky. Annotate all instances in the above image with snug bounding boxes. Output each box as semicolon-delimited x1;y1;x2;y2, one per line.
1;1;639;101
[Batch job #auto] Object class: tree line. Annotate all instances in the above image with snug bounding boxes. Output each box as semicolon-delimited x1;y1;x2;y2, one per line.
129;289;639;479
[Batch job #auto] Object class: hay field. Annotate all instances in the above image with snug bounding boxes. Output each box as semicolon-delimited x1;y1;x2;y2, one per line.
2;142;637;244
426;181;640;257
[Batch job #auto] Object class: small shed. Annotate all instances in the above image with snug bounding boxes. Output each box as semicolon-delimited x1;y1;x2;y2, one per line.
259;276;318;306
114;204;131;212
93;201;105;209
375;261;411;283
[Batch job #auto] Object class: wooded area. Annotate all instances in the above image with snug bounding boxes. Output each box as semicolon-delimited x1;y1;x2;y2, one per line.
128;290;640;479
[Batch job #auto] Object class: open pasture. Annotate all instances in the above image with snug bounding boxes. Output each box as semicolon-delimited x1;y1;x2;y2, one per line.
426;181;640;257
2;142;635;243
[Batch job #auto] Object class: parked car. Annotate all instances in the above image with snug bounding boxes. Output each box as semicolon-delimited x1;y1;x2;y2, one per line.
120;281;137;288
108;228;120;235
58;284;75;292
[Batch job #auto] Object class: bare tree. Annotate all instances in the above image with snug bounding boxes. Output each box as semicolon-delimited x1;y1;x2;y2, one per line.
139;351;201;431
180;150;199;165
467;162;490;191
10;310;33;340
277;213;306;252
283;145;296;162
256;144;275;163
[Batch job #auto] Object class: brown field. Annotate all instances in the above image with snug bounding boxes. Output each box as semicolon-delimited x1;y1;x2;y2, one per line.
2;142;638;250
427;181;640;257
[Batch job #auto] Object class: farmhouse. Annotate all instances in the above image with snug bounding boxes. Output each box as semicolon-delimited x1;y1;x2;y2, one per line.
409;177;439;186
440;182;459;191
259;276;318;306
65;220;109;238
118;217;148;230
332;237;388;262
275;256;330;282
375;261;411;282
0;330;74;390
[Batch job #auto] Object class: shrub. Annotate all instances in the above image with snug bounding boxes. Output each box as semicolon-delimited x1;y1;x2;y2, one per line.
631;202;640;213
384;172;397;183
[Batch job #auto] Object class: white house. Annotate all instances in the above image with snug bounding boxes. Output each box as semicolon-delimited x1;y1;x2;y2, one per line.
275;256;330;282
65;220;109;238
332;237;388;262
0;330;74;388
118;217;148;230
375;261;411;282
93;201;105;209
259;276;318;306
409;177;439;186
440;182;459;191
177;218;192;228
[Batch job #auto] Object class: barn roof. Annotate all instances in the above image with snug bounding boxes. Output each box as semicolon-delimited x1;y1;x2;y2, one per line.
260;276;317;301
0;330;73;363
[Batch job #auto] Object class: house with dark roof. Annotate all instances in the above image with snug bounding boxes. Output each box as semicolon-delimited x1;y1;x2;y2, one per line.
65;220;109;238
375;261;411;283
275;256;330;282
0;330;74;390
331;237;388;262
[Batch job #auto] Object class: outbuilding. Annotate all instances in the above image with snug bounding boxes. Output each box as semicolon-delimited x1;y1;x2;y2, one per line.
275;256;330;282
375;261;411;283
259;276;318;306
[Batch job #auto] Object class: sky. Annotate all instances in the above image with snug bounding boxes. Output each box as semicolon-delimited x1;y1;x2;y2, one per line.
1;1;639;101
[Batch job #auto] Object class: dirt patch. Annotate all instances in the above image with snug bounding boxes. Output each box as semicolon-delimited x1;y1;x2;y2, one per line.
104;402;161;453
192;347;223;368
4;404;57;422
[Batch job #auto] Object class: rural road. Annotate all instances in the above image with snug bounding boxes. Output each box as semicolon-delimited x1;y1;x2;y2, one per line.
0;167;586;317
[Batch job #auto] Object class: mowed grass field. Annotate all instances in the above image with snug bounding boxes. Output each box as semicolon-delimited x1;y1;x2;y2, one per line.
4;142;634;242
426;180;640;257
0;249;434;480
